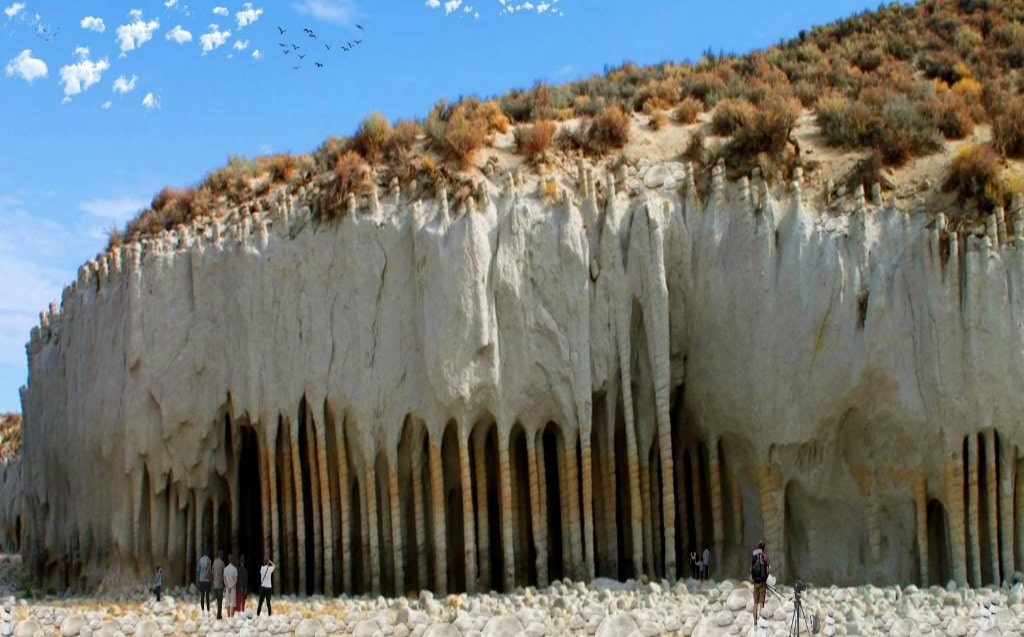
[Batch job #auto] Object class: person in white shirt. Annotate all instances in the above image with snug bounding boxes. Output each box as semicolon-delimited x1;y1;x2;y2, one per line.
257;558;275;617
223;555;238;619
701;547;711;580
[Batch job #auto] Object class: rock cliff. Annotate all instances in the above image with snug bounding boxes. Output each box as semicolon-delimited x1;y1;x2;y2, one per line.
11;159;1024;595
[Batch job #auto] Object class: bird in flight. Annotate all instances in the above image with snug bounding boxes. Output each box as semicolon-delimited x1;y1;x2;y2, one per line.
292;65;300;70
325;43;331;50
278;42;287;47
315;62;324;68
298;53;306;60
291;43;300;50
277;26;286;34
282;49;290;54
356;24;364;30
354;39;362;45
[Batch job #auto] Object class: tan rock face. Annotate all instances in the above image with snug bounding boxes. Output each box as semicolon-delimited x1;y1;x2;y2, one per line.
9;164;1024;593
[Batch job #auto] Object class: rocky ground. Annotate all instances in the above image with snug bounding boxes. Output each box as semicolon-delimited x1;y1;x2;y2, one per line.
0;555;1020;637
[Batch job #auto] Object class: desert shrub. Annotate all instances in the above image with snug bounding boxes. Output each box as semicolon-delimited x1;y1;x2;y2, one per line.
943;144;1005;212
313;136;350;172
817;97;878;147
106;228;124;250
441;108;489;167
385;120;420;162
845;149;884;192
683;71;727;106
682;130;708;167
333;151;371;198
711;98;756;136
649;110;668;131
990;94;1024;158
585;104;631;153
573;95;605;118
202;155;256;203
635;78;679;112
926;90;974;139
730;96;800;157
674;97;703;124
875;95;942;165
475;99;512;133
257;153;304;183
353;111;393;164
514;120;557;160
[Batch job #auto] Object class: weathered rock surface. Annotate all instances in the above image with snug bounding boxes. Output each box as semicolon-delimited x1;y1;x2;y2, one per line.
9;163;1024;595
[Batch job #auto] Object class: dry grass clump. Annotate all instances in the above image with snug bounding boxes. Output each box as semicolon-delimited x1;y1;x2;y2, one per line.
988;93;1024;158
816;93;941;165
353;112;393;164
424;99;506;167
0;413;21;463
926;89;974;139
514;120;557;161
943;144;1007;213
674;97;703;124
649;111;668;131
584;104;631;153
256;153;308;184
333;151;371;197
711;98;757;136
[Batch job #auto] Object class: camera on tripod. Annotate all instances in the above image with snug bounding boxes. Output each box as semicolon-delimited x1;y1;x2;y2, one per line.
794;580;807;595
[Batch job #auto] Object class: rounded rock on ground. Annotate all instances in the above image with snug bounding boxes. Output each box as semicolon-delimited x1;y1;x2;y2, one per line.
293;619;323;637
596;614;639;637
726;589;751;612
482;616;524;637
352;620;381;637
423;625;460;637
60;615;87;636
132;620;160;637
12;620;41;637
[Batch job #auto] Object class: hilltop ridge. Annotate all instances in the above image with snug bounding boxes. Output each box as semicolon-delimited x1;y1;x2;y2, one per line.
107;0;1024;253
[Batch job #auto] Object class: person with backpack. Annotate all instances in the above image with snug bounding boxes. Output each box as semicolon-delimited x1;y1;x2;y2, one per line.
751;540;770;622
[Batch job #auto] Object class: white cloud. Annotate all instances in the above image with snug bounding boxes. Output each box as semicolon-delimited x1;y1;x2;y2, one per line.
425;0;439;7
293;0;354;25
474;11;479;18
102;100;112;109
235;2;262;28
59;47;109;100
166;25;191;43
3;2;25;18
232;39;248;51
115;12;159;56
4;49;47;83
80;16;105;32
164;0;177;7
142;92;159;109
444;0;461;14
251;48;262;59
536;2;550;13
212;6;228;16
199;24;230;54
112;74;137;94
80;197;148;223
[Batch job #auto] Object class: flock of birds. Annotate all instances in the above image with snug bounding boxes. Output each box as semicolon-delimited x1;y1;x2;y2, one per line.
276;24;366;70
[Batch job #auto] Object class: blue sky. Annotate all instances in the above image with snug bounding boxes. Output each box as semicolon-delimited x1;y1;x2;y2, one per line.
0;0;896;412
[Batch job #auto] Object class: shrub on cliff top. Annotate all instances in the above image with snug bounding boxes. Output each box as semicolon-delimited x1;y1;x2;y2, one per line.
943;144;1006;213
583;104;631;154
353;111;394;164
514;120;557;161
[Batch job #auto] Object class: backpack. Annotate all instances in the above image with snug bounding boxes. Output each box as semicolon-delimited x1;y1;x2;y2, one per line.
751;551;767;583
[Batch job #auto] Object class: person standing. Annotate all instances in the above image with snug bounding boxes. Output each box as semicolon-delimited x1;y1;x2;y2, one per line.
689;549;698;579
197;551;211;615
236;555;248;613
212;550;226;620
751;540;770;622
702;546;711;580
223;555;238;619
153;566;162;602
257;557;275;617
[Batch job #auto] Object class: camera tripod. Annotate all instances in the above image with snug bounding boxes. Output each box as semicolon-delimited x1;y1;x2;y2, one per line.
765;582;818;637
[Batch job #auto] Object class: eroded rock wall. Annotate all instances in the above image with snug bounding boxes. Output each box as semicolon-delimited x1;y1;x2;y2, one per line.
13;164;1024;594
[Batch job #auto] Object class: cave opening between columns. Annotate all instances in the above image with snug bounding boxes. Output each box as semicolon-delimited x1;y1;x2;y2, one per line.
297;398;317;595
350;479;364;594
542;424;564;582
613;402;634;580
926;499;951;586
202;499;214;558
237;425;264;593
397;418;421;593
442;421;466;591
471;421;504;591
511;425;536;586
